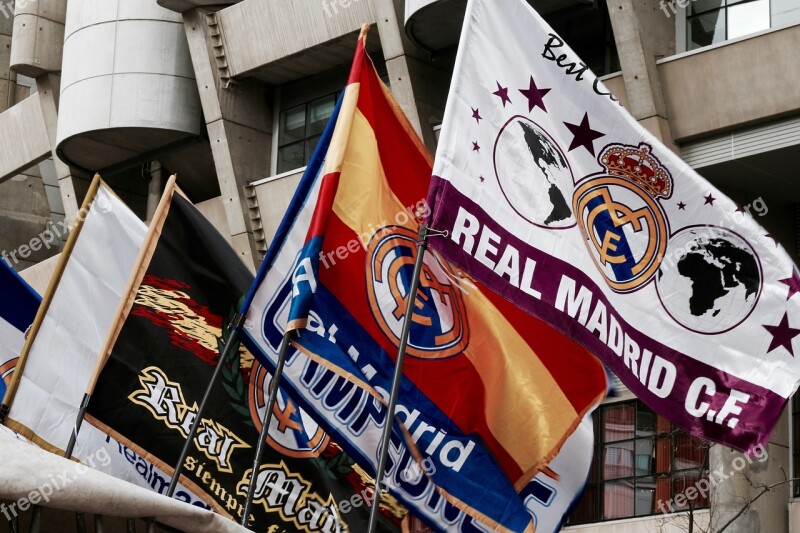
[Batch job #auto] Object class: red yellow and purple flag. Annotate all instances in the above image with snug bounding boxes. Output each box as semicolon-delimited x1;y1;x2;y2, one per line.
242;27;607;532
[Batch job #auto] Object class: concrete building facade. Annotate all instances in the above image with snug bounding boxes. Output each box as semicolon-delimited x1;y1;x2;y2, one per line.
1;0;800;531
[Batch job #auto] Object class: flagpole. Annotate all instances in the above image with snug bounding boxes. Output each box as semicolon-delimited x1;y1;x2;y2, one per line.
166;312;247;497
240;330;295;528
368;225;437;533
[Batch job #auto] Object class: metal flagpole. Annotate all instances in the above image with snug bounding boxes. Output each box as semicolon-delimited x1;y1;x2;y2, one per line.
240;330;295;528
166;312;247;497
367;225;439;533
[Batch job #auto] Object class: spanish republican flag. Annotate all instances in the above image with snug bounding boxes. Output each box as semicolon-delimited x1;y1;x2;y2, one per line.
243;26;606;532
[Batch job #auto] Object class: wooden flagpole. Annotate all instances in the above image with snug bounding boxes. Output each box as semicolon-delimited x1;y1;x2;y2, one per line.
63;175;178;460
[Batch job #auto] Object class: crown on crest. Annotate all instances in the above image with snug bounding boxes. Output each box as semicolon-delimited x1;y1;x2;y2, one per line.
599;143;672;199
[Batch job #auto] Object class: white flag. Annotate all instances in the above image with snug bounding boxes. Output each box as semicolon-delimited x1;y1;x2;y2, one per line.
427;0;799;452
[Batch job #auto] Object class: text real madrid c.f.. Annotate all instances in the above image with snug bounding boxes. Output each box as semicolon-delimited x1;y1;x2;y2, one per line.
447;205;751;432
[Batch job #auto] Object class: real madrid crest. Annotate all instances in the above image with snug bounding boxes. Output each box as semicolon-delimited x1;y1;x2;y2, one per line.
573;143;673;293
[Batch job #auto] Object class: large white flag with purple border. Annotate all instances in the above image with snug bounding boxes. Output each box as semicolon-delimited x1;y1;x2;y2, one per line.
427;0;800;452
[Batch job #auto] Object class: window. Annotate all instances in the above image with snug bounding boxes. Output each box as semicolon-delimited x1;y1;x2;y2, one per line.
687;0;800;51
277;92;340;175
567;401;710;524
548;2;621;76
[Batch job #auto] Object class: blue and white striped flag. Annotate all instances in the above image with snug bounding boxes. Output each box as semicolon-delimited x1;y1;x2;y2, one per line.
0;259;40;400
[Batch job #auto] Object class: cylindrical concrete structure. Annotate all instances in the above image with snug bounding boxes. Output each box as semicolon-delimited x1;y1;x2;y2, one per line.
10;0;67;77
56;0;202;172
0;4;16;112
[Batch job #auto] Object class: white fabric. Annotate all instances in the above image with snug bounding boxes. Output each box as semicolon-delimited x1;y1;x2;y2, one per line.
8;186;147;450
0;427;247;533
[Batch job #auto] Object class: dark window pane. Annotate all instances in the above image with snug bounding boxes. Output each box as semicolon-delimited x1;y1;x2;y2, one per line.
304;135;322;165
635;476;657;516
277;142;305;174
688;10;726;50
603;404;635;441
674;434;708;471
280;104;306;146
567;484;599;525
604;441;635;480
604;480;634;520
635;439;655;476
636;409;656;437
690;0;725;15
307;94;337;137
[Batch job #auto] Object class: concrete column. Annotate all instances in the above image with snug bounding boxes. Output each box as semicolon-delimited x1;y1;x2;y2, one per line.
181;8;271;271
709;407;790;533
607;0;680;153
35;73;81;224
0;4;16;112
371;0;451;152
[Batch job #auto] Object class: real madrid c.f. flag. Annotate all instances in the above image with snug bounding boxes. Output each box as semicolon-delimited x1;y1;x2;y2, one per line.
427;0;800;453
242;25;607;532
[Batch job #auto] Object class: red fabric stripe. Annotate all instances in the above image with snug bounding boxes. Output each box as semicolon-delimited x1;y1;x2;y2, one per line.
305;172;341;244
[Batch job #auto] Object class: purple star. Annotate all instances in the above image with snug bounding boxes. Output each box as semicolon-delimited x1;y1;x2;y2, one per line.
677;202;687;210
763;313;800;356
479;176;485;183
472;141;480;152
735;205;746;214
564;113;605;156
704;193;716;205
493;82;511;107
519;76;551;113
779;270;800;301
472;107;482;123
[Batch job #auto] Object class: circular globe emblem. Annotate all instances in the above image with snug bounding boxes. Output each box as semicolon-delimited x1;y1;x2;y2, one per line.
493;116;576;229
366;226;469;359
656;226;762;335
248;361;329;458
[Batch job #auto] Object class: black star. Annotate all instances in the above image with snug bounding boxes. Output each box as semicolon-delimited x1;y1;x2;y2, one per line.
763;313;800;356
472;141;480;152
519;76;551;113
564;113;605;156
472;108;482;123
704;193;716;205
493;82;511;107
677;202;687;210
479;176;485;183
779;270;800;301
